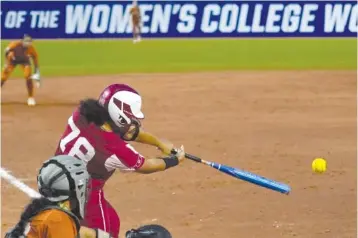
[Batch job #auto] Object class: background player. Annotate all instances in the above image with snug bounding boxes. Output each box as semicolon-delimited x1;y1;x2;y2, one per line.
5;155;112;238
130;0;142;43
1;34;41;106
54;83;185;238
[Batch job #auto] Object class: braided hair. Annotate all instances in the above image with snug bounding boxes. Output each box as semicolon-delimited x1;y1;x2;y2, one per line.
6;198;55;238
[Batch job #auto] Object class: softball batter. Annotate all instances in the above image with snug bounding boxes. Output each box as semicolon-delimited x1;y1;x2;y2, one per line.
54;83;184;238
1;34;41;106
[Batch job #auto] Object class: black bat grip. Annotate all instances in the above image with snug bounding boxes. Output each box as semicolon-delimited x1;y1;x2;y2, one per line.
170;149;202;163
184;153;202;163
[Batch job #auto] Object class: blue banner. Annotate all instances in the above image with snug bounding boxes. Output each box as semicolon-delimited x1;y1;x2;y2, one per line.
1;1;357;39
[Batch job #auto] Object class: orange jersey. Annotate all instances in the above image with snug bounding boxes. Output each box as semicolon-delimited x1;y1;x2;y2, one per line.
5;41;38;66
130;6;141;22
25;209;79;238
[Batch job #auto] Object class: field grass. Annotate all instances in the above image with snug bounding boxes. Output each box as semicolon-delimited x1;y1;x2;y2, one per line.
1;38;356;77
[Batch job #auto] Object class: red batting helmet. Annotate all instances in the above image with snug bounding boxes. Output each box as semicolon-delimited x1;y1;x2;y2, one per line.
98;84;144;128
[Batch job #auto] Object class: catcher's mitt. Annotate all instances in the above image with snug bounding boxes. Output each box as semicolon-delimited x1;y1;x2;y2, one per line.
125;224;172;238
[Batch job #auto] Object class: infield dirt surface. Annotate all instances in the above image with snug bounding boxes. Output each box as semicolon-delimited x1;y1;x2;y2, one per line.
1;71;356;238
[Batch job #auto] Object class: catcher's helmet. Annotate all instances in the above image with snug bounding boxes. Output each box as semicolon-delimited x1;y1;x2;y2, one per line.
37;155;89;219
125;224;172;238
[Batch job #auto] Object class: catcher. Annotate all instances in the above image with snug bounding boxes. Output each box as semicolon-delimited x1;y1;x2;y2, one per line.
130;1;142;43
1;34;41;106
5;155;112;238
5;154;173;238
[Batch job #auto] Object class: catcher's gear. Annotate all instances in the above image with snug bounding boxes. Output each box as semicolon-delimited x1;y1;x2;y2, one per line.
125;224;172;238
37;155;90;219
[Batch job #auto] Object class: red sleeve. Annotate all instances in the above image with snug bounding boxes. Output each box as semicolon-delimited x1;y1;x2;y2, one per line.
105;137;145;171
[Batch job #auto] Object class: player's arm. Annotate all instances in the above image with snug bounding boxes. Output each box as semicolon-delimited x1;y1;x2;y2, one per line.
134;128;174;155
4;42;17;64
28;46;41;86
135;145;185;174
29;46;39;70
121;122;174;155
80;226;111;238
108;143;184;174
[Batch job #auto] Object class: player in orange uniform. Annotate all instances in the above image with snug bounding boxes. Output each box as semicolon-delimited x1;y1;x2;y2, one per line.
5;155;112;238
130;1;142;43
1;34;41;106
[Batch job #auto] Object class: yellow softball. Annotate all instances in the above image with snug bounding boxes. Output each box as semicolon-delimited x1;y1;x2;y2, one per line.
312;158;327;173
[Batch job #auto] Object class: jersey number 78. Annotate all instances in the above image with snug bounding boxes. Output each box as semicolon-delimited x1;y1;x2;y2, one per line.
60;116;95;163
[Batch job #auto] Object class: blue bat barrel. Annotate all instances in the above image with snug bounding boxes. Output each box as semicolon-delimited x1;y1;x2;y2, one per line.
211;163;291;194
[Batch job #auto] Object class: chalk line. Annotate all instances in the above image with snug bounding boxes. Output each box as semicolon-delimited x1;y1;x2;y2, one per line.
0;167;41;198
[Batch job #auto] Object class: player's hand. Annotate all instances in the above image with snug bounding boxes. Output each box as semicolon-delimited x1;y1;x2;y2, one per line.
32;73;40;80
5;53;15;66
31;70;41;88
7;52;15;61
174;145;185;163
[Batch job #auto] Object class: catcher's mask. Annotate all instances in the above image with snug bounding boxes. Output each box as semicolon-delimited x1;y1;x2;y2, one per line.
125;224;172;238
37;155;90;219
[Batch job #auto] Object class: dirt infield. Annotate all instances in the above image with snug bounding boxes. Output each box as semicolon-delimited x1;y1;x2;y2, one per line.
1;71;356;238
